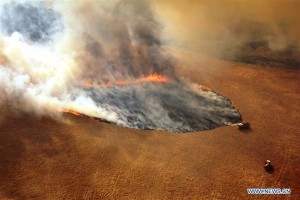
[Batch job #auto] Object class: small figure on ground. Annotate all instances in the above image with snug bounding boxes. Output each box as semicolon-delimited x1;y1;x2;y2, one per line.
238;122;250;130
264;160;274;173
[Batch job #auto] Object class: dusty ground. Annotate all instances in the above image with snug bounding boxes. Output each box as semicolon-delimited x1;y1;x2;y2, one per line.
0;49;299;199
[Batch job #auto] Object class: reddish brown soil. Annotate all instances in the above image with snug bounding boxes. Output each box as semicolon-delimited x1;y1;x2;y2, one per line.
0;49;299;199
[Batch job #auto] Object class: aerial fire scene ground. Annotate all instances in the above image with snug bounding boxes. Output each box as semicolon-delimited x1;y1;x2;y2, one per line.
0;0;299;199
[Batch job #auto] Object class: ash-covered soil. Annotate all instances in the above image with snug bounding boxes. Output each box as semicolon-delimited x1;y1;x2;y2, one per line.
76;81;241;132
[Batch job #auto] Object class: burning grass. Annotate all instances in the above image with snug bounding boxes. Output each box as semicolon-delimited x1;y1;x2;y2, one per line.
56;74;242;132
82;73;169;88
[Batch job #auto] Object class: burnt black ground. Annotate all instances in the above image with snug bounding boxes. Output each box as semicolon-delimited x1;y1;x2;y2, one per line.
75;81;242;132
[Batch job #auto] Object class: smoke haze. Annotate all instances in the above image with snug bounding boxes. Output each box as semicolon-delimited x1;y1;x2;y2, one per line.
0;0;243;132
154;0;300;68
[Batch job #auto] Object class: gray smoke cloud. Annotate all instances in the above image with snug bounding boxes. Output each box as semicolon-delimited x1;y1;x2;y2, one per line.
56;0;176;82
0;0;241;132
154;0;300;69
0;1;63;43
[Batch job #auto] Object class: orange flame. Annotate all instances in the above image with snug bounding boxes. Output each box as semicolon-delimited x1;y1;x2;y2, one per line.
193;83;212;91
82;73;169;88
56;108;82;116
55;74;169;117
55;74;211;119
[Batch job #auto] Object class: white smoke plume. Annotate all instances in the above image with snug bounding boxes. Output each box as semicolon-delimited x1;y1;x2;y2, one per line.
0;0;241;132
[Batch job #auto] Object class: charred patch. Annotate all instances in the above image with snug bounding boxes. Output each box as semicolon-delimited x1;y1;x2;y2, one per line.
74;81;242;133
